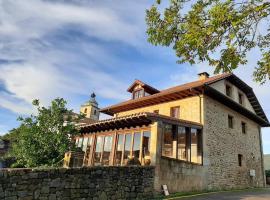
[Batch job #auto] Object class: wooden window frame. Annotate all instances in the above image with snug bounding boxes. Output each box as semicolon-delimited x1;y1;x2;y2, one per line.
133;89;144;99
161;124;203;165
170;106;180;118
225;84;232;97
228;115;234;129
238;92;244;105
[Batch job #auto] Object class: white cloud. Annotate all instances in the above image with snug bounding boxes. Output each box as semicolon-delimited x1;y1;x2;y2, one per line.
0;0;146;115
0;0;144;46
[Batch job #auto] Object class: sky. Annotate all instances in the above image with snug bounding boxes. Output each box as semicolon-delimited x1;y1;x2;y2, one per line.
0;0;269;153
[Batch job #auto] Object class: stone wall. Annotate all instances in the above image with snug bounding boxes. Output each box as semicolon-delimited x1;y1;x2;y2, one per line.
0;166;154;200
203;96;265;190
155;157;207;193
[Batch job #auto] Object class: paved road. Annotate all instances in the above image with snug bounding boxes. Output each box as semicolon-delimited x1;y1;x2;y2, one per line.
174;189;270;200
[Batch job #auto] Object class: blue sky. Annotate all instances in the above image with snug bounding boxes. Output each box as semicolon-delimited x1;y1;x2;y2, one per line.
0;0;269;154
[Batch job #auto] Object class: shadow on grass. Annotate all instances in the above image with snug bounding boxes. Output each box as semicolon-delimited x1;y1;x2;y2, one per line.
153;187;270;200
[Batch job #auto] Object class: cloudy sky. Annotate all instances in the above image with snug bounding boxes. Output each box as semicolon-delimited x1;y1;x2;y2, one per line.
0;0;269;153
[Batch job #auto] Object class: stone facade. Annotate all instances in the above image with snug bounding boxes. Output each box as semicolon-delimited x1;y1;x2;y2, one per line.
203;96;265;189
0;166;154;200
117;96;202;124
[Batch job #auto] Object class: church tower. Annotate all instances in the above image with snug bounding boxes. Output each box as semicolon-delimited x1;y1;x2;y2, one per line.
80;93;100;121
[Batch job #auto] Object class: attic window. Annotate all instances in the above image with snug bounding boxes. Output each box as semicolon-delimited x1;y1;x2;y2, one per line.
226;84;232;97
133;89;144;99
238;92;244;105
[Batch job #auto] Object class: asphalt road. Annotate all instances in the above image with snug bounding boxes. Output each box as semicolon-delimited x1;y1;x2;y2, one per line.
173;189;270;200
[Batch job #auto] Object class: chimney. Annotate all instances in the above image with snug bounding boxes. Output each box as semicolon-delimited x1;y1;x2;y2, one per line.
198;72;210;80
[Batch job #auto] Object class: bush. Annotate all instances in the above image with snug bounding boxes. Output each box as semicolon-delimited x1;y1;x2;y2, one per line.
265;170;270;177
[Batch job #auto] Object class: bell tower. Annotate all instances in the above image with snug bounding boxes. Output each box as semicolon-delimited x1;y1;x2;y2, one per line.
80;92;100;121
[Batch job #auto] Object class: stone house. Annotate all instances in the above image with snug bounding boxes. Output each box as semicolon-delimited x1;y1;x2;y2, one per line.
66;72;269;193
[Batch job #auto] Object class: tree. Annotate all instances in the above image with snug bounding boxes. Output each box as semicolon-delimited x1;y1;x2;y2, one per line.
146;0;270;84
9;98;80;168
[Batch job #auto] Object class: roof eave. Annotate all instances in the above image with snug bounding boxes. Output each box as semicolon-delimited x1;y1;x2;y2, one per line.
204;85;270;127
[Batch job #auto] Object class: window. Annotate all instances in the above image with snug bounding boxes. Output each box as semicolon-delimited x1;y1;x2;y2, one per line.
83;137;93;166
94;136;103;166
132;132;141;161
123;133;132;164
162;124;203;164
115;134;124;166
78;138;83;148
238;154;243;166
226;84;232;97
133;89;144;99
191;128;202;164
102;136;113;166
142;131;151;159
228;115;234;128
238;93;244;105
82;137;88;152
153;110;159;114
94;110;97;115
241;122;246;134
84;108;87;113
170;106;180;118
162;125;174;157
75;138;79;146
177;126;187;161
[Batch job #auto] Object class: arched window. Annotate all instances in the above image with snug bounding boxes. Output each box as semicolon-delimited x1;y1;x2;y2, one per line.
84;108;87;113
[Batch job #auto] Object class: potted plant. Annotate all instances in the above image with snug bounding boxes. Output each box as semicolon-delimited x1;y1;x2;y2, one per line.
266;170;270;185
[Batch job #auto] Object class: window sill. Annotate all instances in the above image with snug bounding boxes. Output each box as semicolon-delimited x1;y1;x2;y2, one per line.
161;156;203;166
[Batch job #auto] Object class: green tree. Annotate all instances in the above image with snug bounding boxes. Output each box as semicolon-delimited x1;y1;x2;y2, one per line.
9;98;80;168
146;0;270;84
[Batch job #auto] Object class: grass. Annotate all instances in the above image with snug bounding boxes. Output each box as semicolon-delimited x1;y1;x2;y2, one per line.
153;187;270;200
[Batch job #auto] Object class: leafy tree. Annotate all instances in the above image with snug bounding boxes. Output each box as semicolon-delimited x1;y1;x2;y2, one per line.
9;98;81;168
146;0;270;84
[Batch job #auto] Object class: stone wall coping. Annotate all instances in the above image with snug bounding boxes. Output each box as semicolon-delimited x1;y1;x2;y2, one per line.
0;165;155;173
161;156;203;167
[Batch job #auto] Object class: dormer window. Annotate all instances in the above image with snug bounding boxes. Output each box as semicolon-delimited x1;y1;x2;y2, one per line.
133;89;144;99
128;80;160;100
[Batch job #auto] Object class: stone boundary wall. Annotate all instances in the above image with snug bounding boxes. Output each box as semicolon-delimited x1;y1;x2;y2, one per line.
0;166;155;200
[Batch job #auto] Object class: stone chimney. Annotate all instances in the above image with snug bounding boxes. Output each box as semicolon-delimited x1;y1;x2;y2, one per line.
198;72;210;80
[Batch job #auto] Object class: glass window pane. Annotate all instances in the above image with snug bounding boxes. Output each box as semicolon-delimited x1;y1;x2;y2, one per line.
142;131;151;158
142;131;151;165
177;126;187;160
170;107;180;118
102;135;113;166
94;136;103;166
162;124;173;157
82;137;88;152
83;137;92;166
191;128;202;164
123;133;132;165
75;138;79;146
132;132;141;161
115;134;124;166
78;138;83;148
